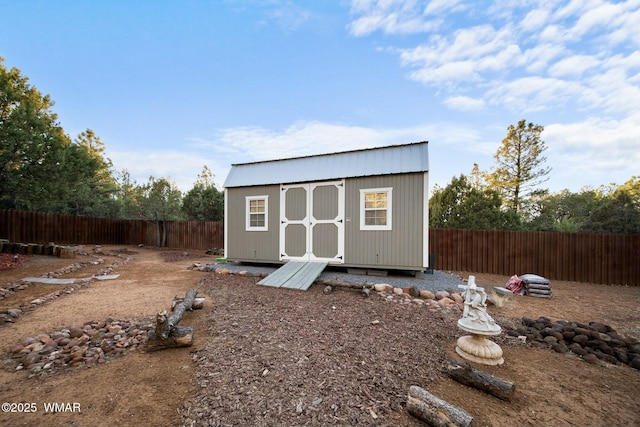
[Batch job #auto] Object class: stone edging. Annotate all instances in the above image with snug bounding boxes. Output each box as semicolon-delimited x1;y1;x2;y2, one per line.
6;317;151;375
0;251;132;327
210;266;466;313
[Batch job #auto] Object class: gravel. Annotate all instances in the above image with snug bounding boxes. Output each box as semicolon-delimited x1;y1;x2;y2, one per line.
207;262;466;293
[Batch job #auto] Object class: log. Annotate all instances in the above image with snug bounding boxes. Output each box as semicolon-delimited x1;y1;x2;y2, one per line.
172;296;205;310
147;288;200;351
446;359;515;401
167;287;198;333
407;385;473;427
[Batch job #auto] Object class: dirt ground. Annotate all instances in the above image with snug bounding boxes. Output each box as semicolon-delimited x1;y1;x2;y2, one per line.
0;246;638;427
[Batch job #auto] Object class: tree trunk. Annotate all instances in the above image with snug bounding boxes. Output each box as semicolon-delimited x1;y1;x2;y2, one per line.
147;288;200;351
407;385;473;427
166;288;198;332
446;358;516;401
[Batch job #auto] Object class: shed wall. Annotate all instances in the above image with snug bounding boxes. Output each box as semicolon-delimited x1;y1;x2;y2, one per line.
344;173;425;270
226;173;427;270
226;185;280;262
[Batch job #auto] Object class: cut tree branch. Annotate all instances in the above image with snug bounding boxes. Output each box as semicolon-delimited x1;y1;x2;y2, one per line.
446;358;516;401
407;385;473;427
147;287;201;352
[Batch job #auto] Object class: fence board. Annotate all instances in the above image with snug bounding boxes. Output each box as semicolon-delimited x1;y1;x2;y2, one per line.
428;228;639;286
0;210;223;251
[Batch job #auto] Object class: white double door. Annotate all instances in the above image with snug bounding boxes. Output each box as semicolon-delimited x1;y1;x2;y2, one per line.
279;180;345;263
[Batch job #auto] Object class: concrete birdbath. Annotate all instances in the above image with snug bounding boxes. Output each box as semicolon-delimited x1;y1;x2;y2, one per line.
456;276;504;366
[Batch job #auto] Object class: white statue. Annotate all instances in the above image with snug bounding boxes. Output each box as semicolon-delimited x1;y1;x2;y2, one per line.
460;276;497;328
456;276;504;365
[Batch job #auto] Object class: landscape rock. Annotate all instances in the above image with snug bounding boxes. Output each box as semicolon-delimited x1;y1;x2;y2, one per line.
419;290;434;300
374;283;392;292
438;297;456;306
450;292;463;303
506;316;640;369
8;318;151;373
435;290;450;300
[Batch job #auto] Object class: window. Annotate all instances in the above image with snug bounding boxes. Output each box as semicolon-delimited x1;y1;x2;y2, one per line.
360;188;392;230
246;196;268;231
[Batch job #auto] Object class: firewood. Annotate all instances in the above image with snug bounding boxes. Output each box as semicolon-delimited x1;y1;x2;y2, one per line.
446;359;515;401
407;385;473;427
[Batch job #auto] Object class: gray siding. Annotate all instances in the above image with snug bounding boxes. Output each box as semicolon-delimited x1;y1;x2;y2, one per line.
344;173;425;270
226;185;280;262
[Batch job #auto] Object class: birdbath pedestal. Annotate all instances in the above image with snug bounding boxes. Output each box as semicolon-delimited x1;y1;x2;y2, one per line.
456;276;504;366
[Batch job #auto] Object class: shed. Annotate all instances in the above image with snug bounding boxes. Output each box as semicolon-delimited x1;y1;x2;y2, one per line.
223;141;430;276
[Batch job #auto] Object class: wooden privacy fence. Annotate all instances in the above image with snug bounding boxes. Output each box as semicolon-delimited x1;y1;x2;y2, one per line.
0;210;223;251
429;228;640;286
1;209;638;285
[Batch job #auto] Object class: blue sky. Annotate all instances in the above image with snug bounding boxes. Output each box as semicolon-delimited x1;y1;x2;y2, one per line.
1;0;638;194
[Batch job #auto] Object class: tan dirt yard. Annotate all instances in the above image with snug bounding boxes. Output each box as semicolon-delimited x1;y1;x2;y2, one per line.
0;246;638;427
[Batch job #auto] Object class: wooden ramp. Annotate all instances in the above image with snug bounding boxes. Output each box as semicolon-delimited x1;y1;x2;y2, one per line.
257;261;328;291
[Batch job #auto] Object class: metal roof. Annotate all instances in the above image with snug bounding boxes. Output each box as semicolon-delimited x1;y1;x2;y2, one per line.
223;141;429;188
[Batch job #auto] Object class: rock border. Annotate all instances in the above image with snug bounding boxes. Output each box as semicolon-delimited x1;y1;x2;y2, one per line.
5;317;151;375
506;316;640;370
0;248;132;327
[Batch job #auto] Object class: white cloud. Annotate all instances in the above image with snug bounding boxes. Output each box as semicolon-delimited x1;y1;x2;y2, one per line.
108;149;229;192
348;0;441;36
544;113;640;188
568;1;624;40
361;0;640;118
443;95;485;111
521;43;566;73
265;1;311;32
400;25;521;87
409;60;479;85
423;0;463;15
486;76;585;112
212;121;383;161
548;54;600;77
520;8;551;33
606;6;640;47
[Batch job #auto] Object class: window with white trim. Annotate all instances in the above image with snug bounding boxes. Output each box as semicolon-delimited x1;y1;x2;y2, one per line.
360;188;392;230
246;196;268;231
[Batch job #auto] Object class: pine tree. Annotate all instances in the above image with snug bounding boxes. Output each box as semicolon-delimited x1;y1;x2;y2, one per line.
487;119;550;214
